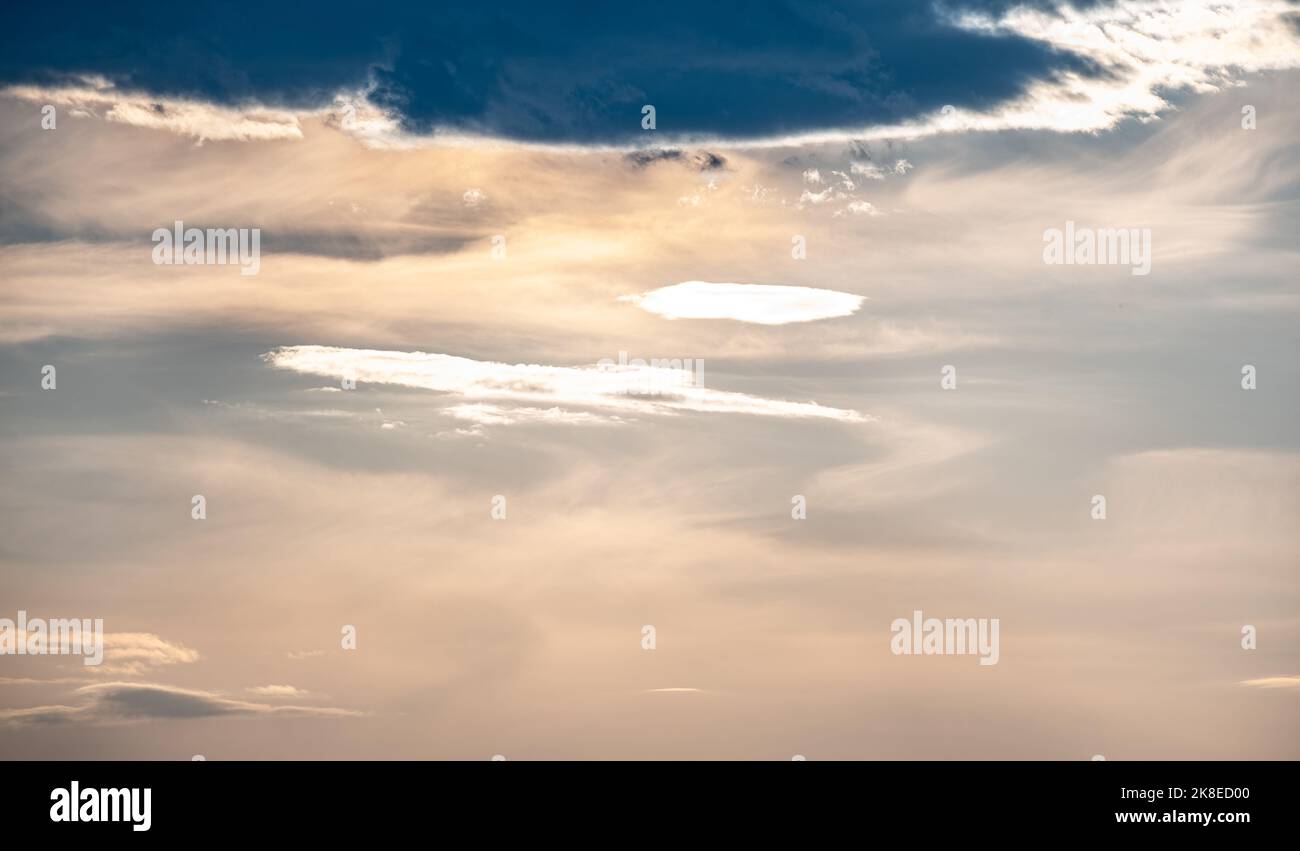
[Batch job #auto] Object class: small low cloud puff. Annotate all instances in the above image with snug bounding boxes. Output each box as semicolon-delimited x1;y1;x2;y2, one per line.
621;281;866;325
247;684;310;697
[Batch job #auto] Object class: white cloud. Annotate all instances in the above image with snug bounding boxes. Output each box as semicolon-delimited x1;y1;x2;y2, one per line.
447;404;625;427
263;344;868;423
1238;676;1300;689
849;159;912;181
0;634;197;678
836;201;879;217
798;187;843;207
621;281;865;325
849;0;1300;143
461;188;487;207
247;684;309;697
96;633;200;675
850;161;888;180
1;77;303;143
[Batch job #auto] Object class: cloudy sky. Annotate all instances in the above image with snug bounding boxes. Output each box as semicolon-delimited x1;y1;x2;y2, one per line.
1;0;1297;759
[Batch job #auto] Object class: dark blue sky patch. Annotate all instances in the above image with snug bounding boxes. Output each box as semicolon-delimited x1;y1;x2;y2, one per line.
1;0;1100;143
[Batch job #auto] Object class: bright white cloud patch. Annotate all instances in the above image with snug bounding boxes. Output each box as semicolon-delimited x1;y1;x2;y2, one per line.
263;345;867;423
446;404;623;427
621;281;865;325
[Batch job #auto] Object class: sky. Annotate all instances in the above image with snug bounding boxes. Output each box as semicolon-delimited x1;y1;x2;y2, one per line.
0;0;1298;759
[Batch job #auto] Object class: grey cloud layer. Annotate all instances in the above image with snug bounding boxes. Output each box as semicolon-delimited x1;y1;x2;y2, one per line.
0;682;359;727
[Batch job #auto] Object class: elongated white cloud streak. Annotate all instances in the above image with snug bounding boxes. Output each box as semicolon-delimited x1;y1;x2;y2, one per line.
263;345;868;423
621;282;866;325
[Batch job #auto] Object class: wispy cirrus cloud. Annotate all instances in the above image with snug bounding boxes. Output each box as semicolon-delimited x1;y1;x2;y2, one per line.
263;345;869;424
0;76;304;143
1238;676;1300;690
96;633;200;675
851;0;1300;144
2;633;200;678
